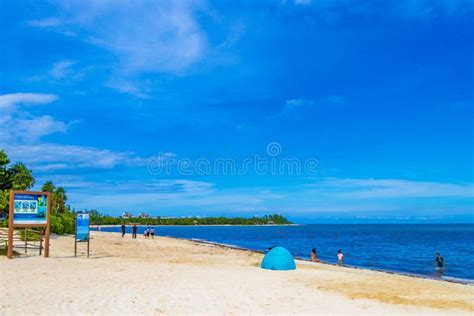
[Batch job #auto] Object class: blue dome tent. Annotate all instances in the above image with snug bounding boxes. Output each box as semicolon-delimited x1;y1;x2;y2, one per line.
261;247;296;271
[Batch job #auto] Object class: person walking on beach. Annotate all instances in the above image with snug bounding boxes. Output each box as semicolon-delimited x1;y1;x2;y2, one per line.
435;253;444;270
121;224;126;237
311;248;320;262
150;227;155;239
132;224;137;239
337;250;344;266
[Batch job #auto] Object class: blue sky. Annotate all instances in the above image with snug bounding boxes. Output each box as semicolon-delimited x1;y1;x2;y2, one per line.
1;0;473;222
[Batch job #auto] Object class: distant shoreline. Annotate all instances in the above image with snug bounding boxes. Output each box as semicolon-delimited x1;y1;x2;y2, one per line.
93;224;301;227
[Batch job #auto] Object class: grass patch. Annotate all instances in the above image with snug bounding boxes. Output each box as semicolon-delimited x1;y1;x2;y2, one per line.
18;229;42;241
0;247;20;256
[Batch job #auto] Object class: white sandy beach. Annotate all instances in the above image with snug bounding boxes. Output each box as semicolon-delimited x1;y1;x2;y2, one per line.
1;231;473;315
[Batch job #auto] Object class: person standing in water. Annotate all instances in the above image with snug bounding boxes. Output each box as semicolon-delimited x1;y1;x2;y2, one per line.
132;224;137;239
435;253;445;270
337;250;344;266
311;248;320;262
121;224;126;237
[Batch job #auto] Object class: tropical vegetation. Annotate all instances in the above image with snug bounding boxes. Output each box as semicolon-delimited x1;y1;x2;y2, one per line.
88;212;291;226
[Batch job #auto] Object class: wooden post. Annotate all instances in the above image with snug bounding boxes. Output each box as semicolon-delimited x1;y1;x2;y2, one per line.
24;228;27;254
7;190;14;259
44;192;51;258
74;216;77;257
39;231;43;256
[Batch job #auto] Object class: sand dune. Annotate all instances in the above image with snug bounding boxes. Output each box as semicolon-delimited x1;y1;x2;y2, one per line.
1;231;473;315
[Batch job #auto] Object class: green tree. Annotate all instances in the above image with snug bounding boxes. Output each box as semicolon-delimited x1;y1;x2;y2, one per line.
41;181;68;214
41;181;56;194
0;150;35;215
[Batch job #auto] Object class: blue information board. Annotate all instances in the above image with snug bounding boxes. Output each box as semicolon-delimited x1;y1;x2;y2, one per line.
76;213;90;242
13;192;48;225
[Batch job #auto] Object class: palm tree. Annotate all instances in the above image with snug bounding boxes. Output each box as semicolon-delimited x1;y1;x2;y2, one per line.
41;181;68;214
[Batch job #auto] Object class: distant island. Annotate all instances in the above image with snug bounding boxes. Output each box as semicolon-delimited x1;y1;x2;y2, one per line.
89;211;292;226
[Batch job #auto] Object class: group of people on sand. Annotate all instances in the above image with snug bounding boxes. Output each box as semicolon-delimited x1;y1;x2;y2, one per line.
310;248;445;270
120;224;139;239
144;227;155;239
120;223;155;239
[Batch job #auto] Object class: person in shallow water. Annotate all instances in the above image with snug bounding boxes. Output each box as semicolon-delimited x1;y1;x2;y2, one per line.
121;224;126;237
311;248;320;262
435;253;445;269
337;250;344;266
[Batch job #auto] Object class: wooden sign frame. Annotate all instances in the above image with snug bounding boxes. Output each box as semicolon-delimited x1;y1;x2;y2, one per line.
7;190;51;259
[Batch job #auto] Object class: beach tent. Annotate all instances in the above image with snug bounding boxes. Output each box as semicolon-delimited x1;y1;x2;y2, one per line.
261;246;296;271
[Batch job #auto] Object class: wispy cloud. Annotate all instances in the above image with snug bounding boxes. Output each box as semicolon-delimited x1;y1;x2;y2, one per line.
33;174;214;194
27;18;62;28
284;98;315;111
107;79;151;99
0;92;170;171
50;60;76;79
0;93;67;142
293;0;312;5
7;116;68;142
68;185;282;214
280;95;345;116
309;178;474;199
0;93;57;110
27;1;209;97
3;143;151;171
284;0;474;22
31;174;283;214
30;1;207;75
394;0;474;19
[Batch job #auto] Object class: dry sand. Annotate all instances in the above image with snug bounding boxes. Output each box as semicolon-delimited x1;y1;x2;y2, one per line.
1;231;473;315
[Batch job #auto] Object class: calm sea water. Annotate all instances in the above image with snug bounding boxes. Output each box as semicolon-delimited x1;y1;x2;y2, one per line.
96;224;474;282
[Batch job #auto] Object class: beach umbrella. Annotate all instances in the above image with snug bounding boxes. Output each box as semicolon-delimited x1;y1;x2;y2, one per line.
261;246;296;271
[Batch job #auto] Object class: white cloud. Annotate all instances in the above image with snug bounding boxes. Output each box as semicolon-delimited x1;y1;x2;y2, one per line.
67;185;282;214
309;178;474;199
27;1;208;97
294;0;312;5
7;116;68;142
107;80;150;99
29;173;284;214
0;93;66;143
27;18;63;28
281;95;344;115
0;93;57;110
3;143;150;171
395;0;474;19
50;60;75;79
33;1;207;75
285;98;315;111
34;176;214;195
288;0;474;19
0;92;174;172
